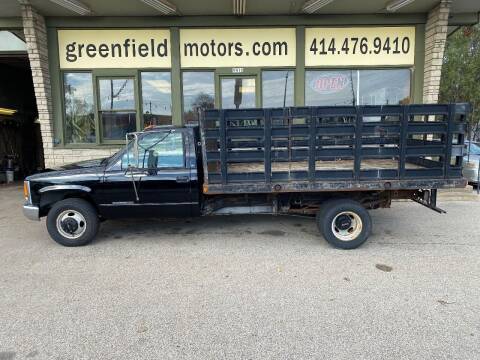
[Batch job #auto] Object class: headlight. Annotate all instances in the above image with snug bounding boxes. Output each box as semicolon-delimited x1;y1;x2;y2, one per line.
23;181;30;202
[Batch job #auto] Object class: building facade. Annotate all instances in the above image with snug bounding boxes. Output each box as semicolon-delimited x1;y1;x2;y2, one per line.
1;0;479;168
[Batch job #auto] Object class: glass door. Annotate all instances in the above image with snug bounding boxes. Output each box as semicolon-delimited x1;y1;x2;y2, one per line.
220;76;256;109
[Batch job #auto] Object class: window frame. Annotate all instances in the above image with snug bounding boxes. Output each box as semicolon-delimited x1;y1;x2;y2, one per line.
261;69;296;108
181;69;216;123
139;70;174;128
61;70;97;145
95;74;139;145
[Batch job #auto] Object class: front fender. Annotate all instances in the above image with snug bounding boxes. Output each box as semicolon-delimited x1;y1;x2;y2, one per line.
38;186;94;217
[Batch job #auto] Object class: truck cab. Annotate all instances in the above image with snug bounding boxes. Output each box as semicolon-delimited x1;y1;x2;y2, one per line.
23;126;201;246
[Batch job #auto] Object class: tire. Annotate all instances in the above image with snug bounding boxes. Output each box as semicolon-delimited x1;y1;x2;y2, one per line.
316;199;372;250
46;198;99;247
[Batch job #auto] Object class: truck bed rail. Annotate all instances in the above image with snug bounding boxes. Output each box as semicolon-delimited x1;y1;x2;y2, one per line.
199;104;469;194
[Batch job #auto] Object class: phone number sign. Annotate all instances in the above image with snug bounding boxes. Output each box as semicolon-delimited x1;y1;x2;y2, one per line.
305;27;415;66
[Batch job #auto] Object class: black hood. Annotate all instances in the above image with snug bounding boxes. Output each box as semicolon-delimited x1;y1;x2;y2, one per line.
54;158;107;170
26;158;107;182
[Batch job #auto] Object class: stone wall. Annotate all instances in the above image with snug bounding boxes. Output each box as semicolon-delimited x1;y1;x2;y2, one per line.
423;0;451;104
20;2;119;168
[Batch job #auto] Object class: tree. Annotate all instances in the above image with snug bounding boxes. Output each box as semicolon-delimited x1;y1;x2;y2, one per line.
440;25;480;140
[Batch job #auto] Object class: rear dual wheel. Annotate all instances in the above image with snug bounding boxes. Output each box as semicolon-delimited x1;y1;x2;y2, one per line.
316;199;372;249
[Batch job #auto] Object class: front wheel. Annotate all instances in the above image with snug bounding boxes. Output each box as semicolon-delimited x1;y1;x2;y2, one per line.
317;199;372;249
46;198;99;246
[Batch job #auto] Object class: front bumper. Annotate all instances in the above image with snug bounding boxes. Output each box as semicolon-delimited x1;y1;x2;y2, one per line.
23;204;40;221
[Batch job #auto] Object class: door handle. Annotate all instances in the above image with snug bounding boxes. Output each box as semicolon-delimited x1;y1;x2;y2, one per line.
176;175;190;183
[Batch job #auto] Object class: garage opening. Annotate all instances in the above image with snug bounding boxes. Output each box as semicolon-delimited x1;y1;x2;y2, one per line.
0;30;43;183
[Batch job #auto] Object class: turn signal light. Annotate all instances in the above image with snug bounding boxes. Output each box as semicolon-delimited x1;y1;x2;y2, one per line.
203;184;208;194
23;181;29;201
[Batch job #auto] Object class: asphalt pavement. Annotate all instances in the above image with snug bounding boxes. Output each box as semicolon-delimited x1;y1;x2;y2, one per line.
0;184;479;359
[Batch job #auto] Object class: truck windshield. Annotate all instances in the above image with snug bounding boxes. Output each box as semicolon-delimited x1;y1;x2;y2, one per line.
120;131;185;169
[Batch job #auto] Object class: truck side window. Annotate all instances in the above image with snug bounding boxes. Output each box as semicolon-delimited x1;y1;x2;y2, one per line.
120;132;185;170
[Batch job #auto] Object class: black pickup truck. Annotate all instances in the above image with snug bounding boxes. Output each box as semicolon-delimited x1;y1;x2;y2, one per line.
23;104;468;249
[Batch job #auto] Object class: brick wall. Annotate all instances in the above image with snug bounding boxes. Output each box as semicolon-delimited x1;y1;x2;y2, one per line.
20;2;119;168
423;0;451;104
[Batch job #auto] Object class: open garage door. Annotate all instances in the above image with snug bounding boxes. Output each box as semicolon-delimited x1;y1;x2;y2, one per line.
0;30;43;183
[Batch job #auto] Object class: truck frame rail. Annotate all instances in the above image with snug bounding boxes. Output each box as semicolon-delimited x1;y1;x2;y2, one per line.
200;104;469;194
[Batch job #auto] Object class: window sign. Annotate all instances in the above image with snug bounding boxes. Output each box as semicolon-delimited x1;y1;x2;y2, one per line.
305;27;415;66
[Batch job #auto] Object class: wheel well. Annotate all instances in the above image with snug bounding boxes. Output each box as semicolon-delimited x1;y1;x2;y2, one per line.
39;191;98;217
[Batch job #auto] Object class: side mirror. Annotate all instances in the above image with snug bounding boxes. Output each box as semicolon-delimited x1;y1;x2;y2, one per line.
147;149;158;175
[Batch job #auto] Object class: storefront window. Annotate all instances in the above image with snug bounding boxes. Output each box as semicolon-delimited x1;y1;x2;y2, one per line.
221;77;256;109
305;70;357;106
305;69;411;106
64;72;96;144
182;71;215;124
98;78;136;141
358;69;411;105
262;70;294;108
141;72;172;127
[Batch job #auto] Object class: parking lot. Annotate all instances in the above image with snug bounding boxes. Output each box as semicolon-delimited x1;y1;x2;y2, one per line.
1;184;479;359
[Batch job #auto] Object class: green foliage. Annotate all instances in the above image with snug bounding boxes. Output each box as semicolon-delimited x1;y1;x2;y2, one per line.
440;25;480;138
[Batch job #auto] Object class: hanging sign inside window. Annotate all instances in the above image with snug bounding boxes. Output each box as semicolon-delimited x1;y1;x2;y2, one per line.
305;27;415;66
180;28;296;68
58;29;171;69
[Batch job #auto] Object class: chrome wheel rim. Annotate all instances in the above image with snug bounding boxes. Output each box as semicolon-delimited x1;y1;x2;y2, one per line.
56;210;87;239
331;211;363;241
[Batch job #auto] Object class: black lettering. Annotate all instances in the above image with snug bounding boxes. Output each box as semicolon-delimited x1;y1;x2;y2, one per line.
252;42;260;55
210;39;216;56
184;43;198;57
200;43;209;56
111;43;121;57
131;39;136;57
217;42;226;56
273;41;288;55
262;42;271;56
123;38;130;56
138;43;149;57
78;43;85;57
157;39;168;57
98;44;109;57
86;44;96;57
227;42;234;56
65;42;77;62
234;42;243;56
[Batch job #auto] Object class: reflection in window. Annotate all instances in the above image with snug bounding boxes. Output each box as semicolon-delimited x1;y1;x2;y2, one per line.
121;132;184;169
182;72;214;124
305;69;411;106
141;72;172;127
64;72;95;144
98;78;136;140
221;77;256;109
305;70;357;106
262;70;294;108
358;69;411;105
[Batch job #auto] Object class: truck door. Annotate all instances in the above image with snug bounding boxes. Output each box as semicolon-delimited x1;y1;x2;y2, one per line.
136;130;193;217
